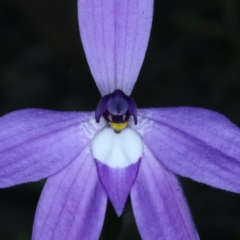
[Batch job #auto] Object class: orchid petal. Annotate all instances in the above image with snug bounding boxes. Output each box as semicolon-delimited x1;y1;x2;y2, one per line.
0;109;104;187
92;127;142;168
33;145;107;240
135;107;240;193
78;0;153;96
96;160;140;216
92;126;142;215
131;146;199;240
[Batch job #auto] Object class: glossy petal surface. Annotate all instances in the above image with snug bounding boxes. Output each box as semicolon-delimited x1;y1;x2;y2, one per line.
33;146;107;240
78;0;153;95
131;146;199;240
96;160;140;216
0;109;104;187
135;107;240;192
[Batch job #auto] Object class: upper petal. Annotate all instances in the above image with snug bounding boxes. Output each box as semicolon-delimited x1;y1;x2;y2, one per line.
33;145;107;240
0;109;104;187
78;0;153;96
131;145;199;240
135;107;240;193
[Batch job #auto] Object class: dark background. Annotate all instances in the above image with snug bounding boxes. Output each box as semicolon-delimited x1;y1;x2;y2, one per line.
0;0;240;239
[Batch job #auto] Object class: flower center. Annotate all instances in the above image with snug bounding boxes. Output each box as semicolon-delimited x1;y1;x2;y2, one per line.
95;89;137;133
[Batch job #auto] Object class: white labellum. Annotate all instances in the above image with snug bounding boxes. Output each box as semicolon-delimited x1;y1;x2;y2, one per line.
92;127;143;168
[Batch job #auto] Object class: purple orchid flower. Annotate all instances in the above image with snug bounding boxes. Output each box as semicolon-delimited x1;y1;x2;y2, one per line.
1;0;240;239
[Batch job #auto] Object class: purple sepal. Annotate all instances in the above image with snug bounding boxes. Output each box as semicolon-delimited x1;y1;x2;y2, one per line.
131;146;199;240
95;159;140;216
136;107;240;193
0;109;102;188
33;146;107;240
78;0;154;96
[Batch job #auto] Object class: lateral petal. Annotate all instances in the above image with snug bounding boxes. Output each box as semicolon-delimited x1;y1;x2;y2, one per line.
135;107;240;193
131;146;199;240
78;0;153;96
0;109;104;187
33;145;107;240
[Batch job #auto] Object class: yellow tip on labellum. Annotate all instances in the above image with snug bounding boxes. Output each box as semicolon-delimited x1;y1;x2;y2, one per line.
109;122;128;132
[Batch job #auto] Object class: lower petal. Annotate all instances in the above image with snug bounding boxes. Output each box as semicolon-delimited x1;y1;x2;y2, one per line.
92;126;143;215
96;160;140;216
131;146;199;240
33;145;107;240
